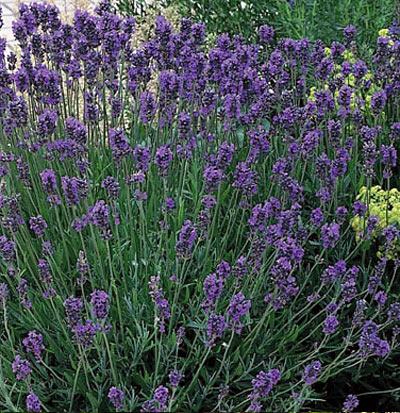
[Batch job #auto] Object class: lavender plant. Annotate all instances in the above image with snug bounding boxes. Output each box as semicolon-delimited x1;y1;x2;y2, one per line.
0;1;400;412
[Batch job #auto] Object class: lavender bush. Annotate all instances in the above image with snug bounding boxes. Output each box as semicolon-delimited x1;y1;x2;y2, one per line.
0;1;400;411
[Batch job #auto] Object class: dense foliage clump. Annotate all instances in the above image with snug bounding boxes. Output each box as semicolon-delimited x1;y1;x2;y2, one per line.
1;1;400;411
132;0;397;53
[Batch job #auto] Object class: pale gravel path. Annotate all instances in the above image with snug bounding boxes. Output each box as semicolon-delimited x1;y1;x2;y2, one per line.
1;0;98;51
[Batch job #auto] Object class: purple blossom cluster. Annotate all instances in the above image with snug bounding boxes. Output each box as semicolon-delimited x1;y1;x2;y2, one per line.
12;355;32;381
90;290;110;320
168;370;182;388
108;387;124;410
358;321;390;358
226;292;251;334
61;176;89;206
26;393;41;412
343;394;359;412
206;313;226;347
201;273;224;312
302;360;322;386
63;292;107;347
249;369;281;412
141;385;169;412
29;216;47;237
175;220;197;258
63;296;83;327
23;330;44;362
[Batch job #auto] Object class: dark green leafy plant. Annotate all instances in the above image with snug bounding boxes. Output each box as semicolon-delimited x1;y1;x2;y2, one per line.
150;0;397;49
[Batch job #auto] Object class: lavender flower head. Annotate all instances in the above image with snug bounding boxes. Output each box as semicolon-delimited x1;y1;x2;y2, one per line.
388;302;400;321
249;369;281;412
206;313;226;347
154;386;169;410
232;162;259;197
258;25;275;44
203;166;225;193
323;315;339;334
72;319;101;347
12;355;32;381
101;177;120;201
139;91;156;123
23;330;44;362
175;220;197;258
65;117;87;144
0;282;9;304
226;292;251;334
26;393;41;413
0;236;16;262
108;387;124;410
90;290;110;321
38;259;56;298
40;169;57;194
311;207;324;227
133;145;151;171
40;169;60;206
343;394;359;412
61;176;88;206
302;360;322;385
76;250;89;284
169;370;182;387
42;241;54;257
109;128;131;165
64;296;83;327
29;216;47;237
201;273;224;313
88;200;113;240
321;222;340;248
353;200;367;217
358;320;390;358
216;260;230;280
164;197;175;212
155;144;173;177
17;278;31;308
344;25;356;42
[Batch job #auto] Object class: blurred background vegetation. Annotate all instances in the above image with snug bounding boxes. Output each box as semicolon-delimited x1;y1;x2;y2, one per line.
117;0;399;51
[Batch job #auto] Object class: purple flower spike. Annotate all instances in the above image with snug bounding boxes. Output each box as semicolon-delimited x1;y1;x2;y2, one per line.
201;273;224;313
12;355;32;381
323;315;339;334
64;296;83;328
40;169;57;194
26;393;41;412
249;369;280;412
90;290;110;320
227;292;251;334
258;25;275;44
108;387;124;410
23;330;45;362
321;222;340;248
155;144;173;177
206;313;226;347
343;394;359;412
175;220;197;259
169;370;182;387
153;385;169;410
29;216;48;237
302;360;322;385
0;282;9;303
